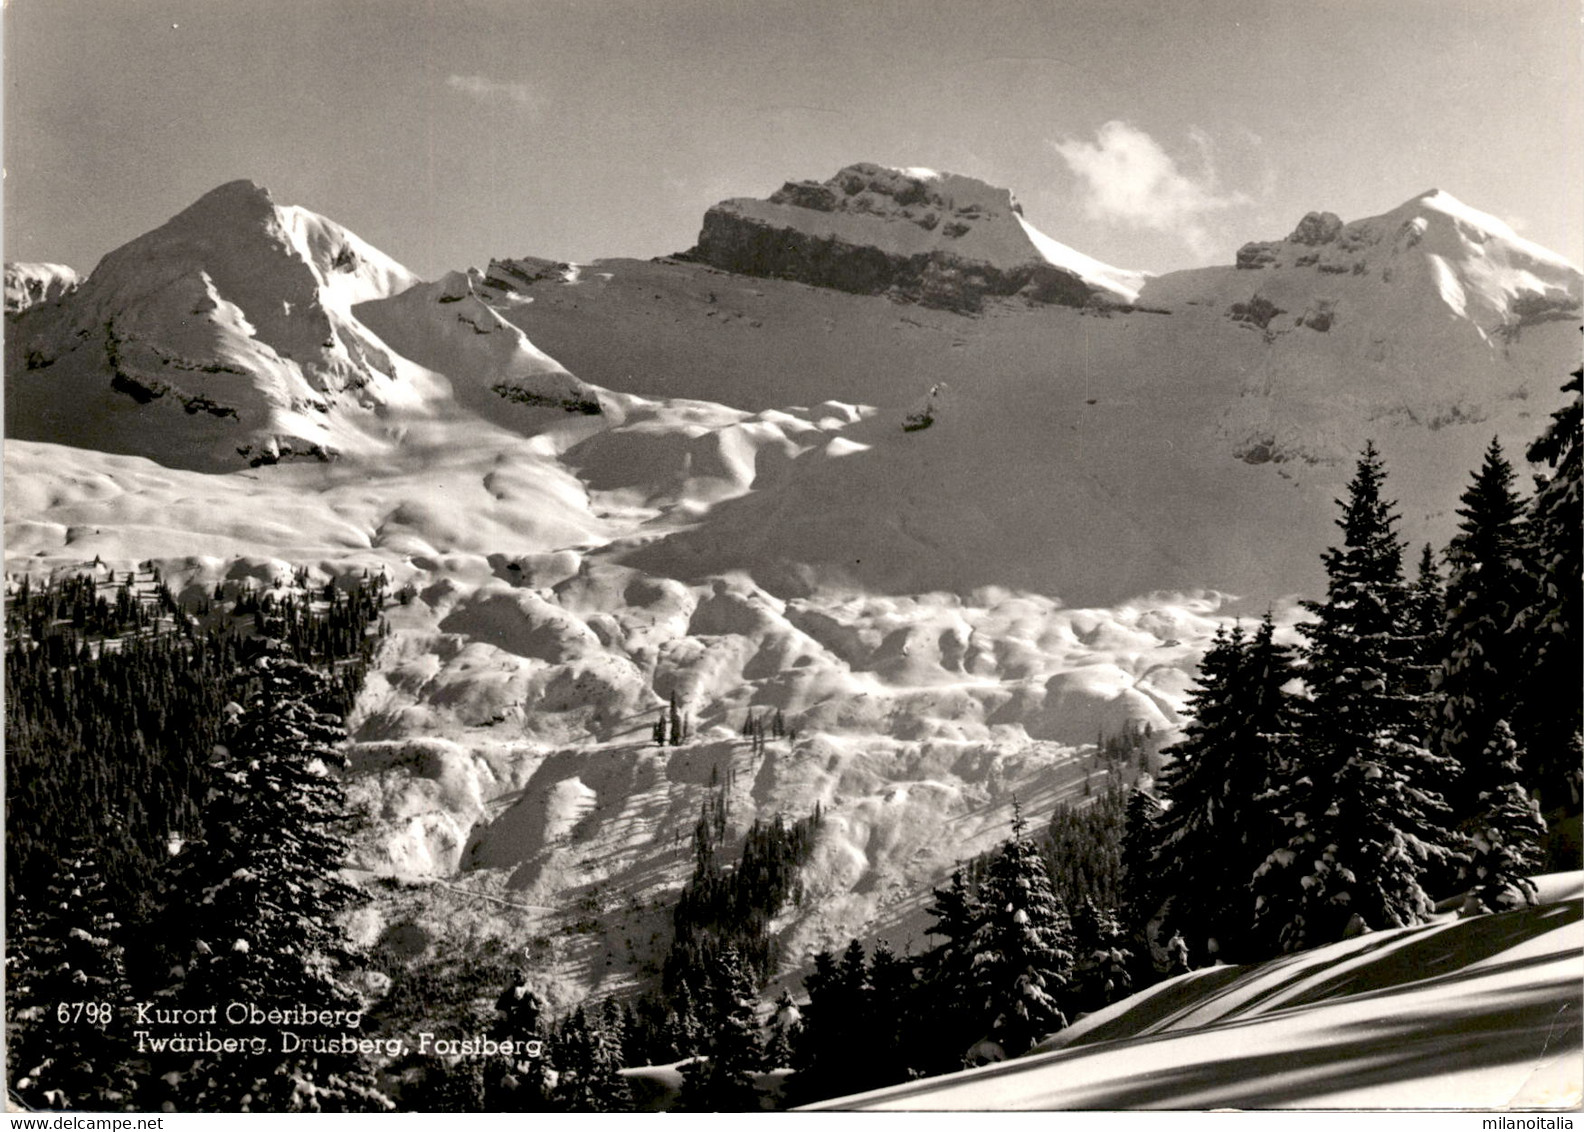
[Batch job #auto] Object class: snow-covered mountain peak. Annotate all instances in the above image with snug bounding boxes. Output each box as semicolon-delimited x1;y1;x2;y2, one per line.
3;262;81;313
1231;189;1581;336
86;178;421;312
686;162;1144;309
3;182;591;469
766;161;1025;223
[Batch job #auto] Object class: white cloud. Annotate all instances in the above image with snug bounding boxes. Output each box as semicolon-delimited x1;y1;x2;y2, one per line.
1052;121;1253;254
445;74;540;113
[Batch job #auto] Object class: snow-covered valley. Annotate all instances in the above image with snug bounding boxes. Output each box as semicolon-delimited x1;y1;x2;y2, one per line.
5;164;1581;1050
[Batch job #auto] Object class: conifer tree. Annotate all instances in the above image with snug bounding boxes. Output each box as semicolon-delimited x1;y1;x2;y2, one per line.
671;982;708;1057
1459;721;1547;911
1437;438;1534;824
916;865;984;1063
7;838;138;1111
1119;787;1165;945
1069;900;1133;1015
493;979;554;1107
1155;617;1300;962
972;801;1073;1055
677;946;763;1111
1408;543;1446;698
164;653;389;1111
864;941;919;1087
787;945;870;1103
1255;443;1454;953
762;989;801;1070
1152;624;1244;952
1514;368;1583;815
552;1004;632;1111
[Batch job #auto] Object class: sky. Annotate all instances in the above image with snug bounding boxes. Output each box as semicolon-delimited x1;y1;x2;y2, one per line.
4;0;1582;280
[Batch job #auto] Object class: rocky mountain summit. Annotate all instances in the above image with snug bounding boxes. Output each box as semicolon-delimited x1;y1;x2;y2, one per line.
683;162;1145;312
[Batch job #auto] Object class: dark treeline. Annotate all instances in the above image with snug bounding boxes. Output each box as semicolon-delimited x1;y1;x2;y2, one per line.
663;791;822;996
5;569;387;920
6;640;392;1111
1042;780;1127;912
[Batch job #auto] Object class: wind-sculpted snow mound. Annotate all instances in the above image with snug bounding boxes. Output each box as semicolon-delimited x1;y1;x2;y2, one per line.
816;874;1583;1109
686;163;1143;311
4;424;1234;998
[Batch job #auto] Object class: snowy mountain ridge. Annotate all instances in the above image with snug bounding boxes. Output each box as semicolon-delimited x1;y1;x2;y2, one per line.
3;181;597;470
1233;187;1581;339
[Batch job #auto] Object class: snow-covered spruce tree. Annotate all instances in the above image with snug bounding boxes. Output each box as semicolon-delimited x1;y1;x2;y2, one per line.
971;800;1074;1056
7;837;138;1111
915;865;985;1070
1150;624;1243;964
1408;543;1446;700
677;946;764;1111
1155;616;1301;964
1119;786;1165;947
551;1003;632;1112
1514;367;1583;817
1254;442;1455;953
787;943;872;1103
163;653;389;1112
1069;900;1132;1015
862;940;921;1088
1459;721;1547;911
1436;438;1535;825
762;988;800;1071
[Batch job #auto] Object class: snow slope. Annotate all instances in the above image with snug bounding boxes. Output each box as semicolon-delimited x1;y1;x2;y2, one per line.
810;874;1584;1109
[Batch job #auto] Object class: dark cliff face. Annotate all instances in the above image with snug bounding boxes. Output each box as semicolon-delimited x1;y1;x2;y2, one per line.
687;205;1096;313
680;163;1111;313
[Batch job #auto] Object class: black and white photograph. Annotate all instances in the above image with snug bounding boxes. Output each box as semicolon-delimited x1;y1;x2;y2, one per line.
3;0;1581;1116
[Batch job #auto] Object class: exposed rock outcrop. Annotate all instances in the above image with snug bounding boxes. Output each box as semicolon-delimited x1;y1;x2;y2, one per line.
684;163;1143;312
482;255;577;292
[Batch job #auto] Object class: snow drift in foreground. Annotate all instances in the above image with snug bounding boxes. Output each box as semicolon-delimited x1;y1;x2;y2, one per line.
811;873;1583;1110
